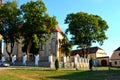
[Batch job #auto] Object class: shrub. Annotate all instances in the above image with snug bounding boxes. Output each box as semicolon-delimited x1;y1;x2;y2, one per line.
89;58;94;70
55;58;59;70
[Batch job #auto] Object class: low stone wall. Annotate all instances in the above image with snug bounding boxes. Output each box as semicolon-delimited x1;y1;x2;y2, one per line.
2;55;90;69
59;57;89;69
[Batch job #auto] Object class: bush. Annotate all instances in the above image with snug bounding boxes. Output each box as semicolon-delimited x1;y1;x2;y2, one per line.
55;58;59;70
89;58;94;70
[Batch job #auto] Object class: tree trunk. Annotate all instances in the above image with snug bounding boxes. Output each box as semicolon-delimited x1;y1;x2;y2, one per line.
26;40;32;61
5;42;14;61
81;49;85;58
17;41;21;61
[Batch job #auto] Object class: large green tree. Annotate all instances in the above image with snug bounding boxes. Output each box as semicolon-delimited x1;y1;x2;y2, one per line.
20;0;57;60
0;1;21;60
65;12;109;58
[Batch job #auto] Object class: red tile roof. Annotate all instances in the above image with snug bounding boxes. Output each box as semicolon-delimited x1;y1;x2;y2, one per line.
55;25;62;32
18;24;62;33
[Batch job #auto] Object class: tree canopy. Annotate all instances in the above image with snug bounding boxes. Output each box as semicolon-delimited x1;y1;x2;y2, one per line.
20;0;57;56
65;12;109;57
0;1;21;59
0;0;58;60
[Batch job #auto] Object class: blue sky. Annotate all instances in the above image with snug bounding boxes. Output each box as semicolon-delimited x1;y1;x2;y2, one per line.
5;0;120;57
43;0;120;57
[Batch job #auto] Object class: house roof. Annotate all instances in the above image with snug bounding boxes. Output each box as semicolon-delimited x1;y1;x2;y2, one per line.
55;25;62;32
96;56;109;59
71;46;103;56
114;47;120;51
19;24;62;33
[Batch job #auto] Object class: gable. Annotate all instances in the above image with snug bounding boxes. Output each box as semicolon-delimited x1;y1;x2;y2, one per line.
115;47;120;51
111;51;120;59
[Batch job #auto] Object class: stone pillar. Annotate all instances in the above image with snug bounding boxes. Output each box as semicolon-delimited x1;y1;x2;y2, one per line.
84;58;87;67
63;56;66;68
87;59;89;67
12;55;16;65
2;55;5;63
23;54;27;66
81;58;84;68
74;56;78;69
35;55;39;66
48;55;53;68
79;57;82;68
48;55;53;63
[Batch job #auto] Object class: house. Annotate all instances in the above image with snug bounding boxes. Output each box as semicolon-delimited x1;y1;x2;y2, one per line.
71;46;109;66
3;25;64;62
111;47;120;67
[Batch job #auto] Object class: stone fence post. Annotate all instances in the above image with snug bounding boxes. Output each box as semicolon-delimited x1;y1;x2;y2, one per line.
63;56;66;68
23;54;27;66
48;55;54;68
35;54;39;66
2;55;5;63
12;55;16;65
74;56;78;69
48;55;53;63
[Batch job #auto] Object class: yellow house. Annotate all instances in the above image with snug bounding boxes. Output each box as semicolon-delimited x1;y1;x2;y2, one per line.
72;46;109;66
111;47;120;67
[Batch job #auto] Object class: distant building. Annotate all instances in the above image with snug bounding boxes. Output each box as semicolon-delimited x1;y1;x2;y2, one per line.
71;46;109;66
111;47;120;67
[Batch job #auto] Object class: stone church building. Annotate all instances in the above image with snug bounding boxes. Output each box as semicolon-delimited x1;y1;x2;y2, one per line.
3;25;64;62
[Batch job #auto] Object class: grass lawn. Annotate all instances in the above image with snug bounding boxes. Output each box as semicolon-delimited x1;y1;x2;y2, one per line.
0;67;120;80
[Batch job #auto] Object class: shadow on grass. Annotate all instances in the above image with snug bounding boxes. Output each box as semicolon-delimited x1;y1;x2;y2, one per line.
48;70;120;80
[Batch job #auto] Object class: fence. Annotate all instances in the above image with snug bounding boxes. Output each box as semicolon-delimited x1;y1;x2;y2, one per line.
1;55;90;69
59;56;89;68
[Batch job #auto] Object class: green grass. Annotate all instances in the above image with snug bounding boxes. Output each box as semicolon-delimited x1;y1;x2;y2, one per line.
0;67;120;80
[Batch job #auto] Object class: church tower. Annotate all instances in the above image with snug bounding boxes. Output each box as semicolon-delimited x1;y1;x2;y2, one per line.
0;0;4;5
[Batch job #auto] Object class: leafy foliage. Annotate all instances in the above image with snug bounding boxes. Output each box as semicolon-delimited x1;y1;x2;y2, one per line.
59;32;72;56
65;12;109;57
0;1;21;59
20;0;57;55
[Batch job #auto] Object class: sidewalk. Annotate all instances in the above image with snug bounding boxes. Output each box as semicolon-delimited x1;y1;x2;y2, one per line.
0;66;90;71
0;67;15;70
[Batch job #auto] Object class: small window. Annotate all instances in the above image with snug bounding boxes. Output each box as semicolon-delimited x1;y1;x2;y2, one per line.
115;61;117;65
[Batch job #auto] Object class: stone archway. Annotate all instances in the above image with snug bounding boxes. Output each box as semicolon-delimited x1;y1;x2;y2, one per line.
101;60;107;66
